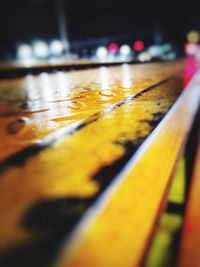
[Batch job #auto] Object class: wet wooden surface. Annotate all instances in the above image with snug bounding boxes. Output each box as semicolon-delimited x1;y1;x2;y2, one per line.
0;60;199;267
0;62;184;161
56;67;200;267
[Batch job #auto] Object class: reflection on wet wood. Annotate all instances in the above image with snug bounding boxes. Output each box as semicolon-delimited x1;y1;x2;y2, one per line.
56;71;200;267
0;61;184;160
0;60;198;267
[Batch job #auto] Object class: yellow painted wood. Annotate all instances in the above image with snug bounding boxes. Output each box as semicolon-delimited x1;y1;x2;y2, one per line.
0;78;182;249
2;60;199;267
0;62;183;253
0;61;184;160
56;72;200;267
144;157;185;267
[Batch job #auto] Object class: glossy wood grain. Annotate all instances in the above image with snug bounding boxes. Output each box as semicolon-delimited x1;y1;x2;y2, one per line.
56;71;200;267
0;61;184;160
0;60;197;267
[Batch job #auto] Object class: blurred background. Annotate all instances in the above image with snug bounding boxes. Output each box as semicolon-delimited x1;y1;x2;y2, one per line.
0;0;199;64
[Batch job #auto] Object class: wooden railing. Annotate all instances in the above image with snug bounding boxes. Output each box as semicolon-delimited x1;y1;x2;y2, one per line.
0;60;199;267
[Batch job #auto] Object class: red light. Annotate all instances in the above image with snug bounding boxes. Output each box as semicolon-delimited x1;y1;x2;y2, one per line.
133;40;144;52
108;43;119;53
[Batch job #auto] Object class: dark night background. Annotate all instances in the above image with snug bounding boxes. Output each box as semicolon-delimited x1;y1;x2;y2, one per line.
0;0;199;58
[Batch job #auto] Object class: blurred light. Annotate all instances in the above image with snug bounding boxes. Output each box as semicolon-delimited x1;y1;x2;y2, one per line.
55;71;70;98
154;33;163;44
99;66;109;90
40;72;51;88
133;40;144;52
162;43;172;53
108;43;119;53
138;52;152;62
17;44;32;59
185;43;198;56
20;59;35;67
39;72;54;101
96;46;108;59
33;40;49;58
122;64;132;88
50;40;63;56
148;45;163;57
120;45;131;56
184;57;197;86
161;52;176;61
187;30;200;43
25;74;39;101
167;52;176;60
196;49;200;61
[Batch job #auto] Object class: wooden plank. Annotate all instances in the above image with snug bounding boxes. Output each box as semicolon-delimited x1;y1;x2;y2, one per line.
0;61;184;160
144;157;185;267
55;72;200;267
0;77;181;248
0;62;185;267
178;136;200;267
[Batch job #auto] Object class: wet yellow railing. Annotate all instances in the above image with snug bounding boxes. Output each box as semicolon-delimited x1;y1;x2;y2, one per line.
0;60;199;267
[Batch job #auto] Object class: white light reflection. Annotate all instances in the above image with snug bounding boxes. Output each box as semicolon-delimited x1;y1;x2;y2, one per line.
122;63;132;89
25;74;40;101
21;58;36;67
99;66;110;90
39;72;54;102
54;71;70;98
